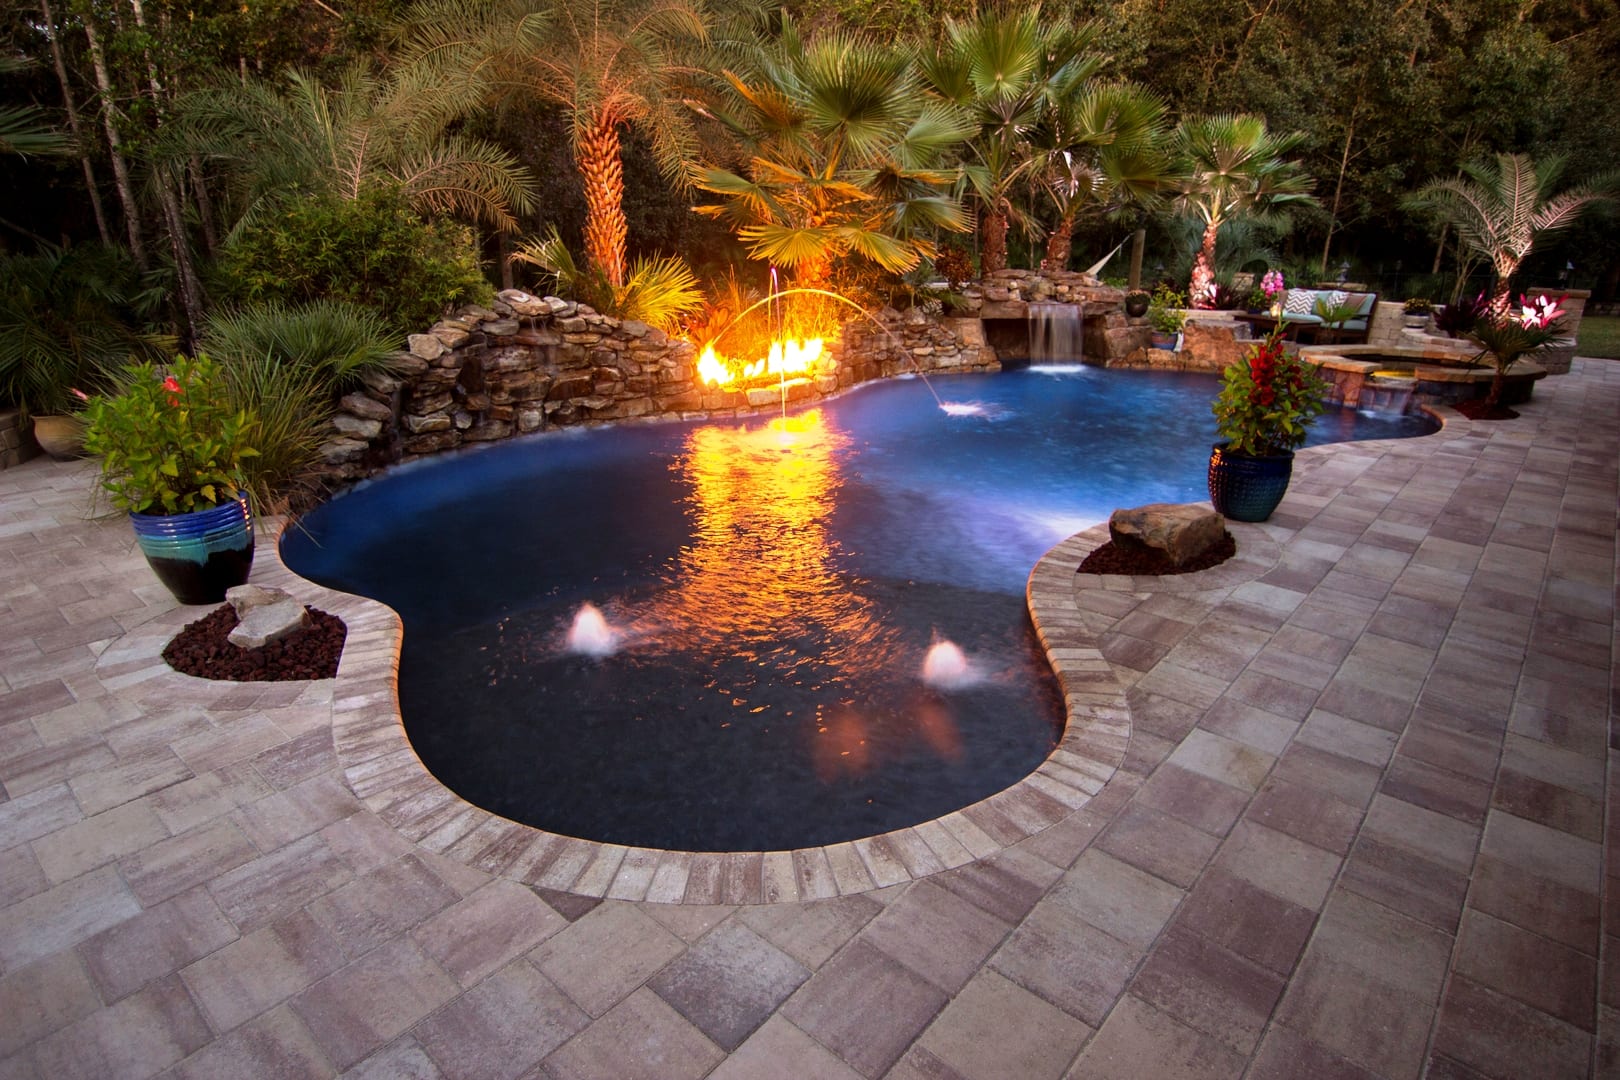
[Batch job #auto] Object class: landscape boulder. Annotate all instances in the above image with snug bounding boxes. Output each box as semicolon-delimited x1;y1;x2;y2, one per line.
1109;503;1226;566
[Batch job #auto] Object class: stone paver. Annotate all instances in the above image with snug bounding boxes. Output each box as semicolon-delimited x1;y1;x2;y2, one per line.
0;358;1615;1078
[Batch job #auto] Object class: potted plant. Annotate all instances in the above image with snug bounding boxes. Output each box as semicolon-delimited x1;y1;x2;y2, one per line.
1147;284;1186;348
1207;327;1328;521
1402;297;1434;329
1123;289;1150;318
1463;293;1566;418
1260;270;1286;317
82;356;261;604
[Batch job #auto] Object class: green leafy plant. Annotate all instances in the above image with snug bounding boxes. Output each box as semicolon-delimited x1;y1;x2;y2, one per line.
1212;327;1328;456
1403;297;1434;315
1468;294;1567;408
512;228;702;332
83;356;260;515
0;245;170;417
218;186;492;332
200;301;404;507
1147;284;1186;334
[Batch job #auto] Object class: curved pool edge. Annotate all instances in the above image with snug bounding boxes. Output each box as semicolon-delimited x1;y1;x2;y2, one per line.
253;403;1466;904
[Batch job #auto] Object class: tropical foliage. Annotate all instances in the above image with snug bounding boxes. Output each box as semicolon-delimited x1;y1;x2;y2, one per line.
1212;327;1327;456
512;227;704;331
691;20;973;286
1407;152;1616;312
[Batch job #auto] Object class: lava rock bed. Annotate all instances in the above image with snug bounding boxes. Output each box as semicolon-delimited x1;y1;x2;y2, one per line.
1077;530;1237;576
163;604;347;681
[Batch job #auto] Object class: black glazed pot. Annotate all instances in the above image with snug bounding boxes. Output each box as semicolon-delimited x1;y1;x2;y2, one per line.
1207;443;1294;522
1124;293;1150;318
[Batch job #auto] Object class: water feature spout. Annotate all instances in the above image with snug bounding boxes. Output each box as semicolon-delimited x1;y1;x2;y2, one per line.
922;639;977;690
1029;303;1084;366
566;603;619;657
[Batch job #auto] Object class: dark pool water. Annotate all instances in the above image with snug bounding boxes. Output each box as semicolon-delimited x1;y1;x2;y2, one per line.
282;367;1436;850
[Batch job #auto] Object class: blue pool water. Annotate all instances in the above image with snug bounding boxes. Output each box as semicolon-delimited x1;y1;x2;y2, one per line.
283;367;1435;850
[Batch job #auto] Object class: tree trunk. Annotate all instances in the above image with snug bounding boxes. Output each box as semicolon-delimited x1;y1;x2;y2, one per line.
81;15;146;266
981;208;1009;275
575;116;627;289
1189;219;1219;307
1320;108;1358;276
41;0;111;246
1039;217;1074;275
157;167;206;345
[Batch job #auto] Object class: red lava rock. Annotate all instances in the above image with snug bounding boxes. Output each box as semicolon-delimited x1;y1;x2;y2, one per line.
1077;531;1237;576
163;604;346;681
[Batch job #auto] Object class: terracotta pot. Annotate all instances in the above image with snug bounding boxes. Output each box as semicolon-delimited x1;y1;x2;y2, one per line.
30;414;87;460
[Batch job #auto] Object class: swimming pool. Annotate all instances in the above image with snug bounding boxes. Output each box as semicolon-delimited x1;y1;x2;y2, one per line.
283;367;1435;850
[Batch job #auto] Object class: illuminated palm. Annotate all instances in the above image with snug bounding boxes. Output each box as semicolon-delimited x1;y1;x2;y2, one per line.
403;0;712;286
1172;114;1315;307
1032;82;1171;273
691;22;971;286
919;9;1100;274
1408;152;1615;313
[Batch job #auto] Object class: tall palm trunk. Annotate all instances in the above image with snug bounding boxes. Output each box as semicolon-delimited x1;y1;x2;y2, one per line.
1040;216;1074;274
981;208;1009;274
41;0;111;246
575;116;627;288
1190;218;1219;306
81;15;146;266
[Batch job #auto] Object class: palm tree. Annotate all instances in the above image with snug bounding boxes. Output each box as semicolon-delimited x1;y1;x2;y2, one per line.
690;21;972;287
919;9;1100;274
175;65;537;236
0;58;73;158
1171;114;1315;308
1407;152;1616;313
1031;82;1171;274
403;0;713;288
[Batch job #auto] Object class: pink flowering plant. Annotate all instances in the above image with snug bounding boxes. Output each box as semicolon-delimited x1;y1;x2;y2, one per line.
82;355;260;515
1212;326;1329;456
1261;270;1285;299
1467;293;1567;407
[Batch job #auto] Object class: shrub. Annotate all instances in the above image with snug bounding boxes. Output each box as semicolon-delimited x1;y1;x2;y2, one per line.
1148;284;1187;334
1212;328;1328;456
218;186;491;332
201;301;405;507
1433;292;1490;338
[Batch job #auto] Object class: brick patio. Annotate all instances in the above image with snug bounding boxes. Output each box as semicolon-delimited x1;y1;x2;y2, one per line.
0;357;1615;1079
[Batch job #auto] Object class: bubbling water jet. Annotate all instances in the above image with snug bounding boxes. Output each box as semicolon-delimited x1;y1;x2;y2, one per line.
566;603;619;657
922;639;978;690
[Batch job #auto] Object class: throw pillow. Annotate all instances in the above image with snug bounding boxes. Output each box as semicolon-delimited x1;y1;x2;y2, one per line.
1284;289;1316;314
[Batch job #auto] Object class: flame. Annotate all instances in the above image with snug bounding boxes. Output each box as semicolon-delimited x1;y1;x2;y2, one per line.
698;337;825;386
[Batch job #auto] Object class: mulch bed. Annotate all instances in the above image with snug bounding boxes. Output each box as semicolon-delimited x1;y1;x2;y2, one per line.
1454;398;1519;420
1078;531;1237;576
163;604;347;682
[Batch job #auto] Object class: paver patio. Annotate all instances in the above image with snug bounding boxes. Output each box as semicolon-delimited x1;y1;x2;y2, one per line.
0;358;1615;1079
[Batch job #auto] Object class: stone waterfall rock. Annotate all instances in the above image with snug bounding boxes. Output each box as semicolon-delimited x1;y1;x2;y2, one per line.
1108;503;1226;565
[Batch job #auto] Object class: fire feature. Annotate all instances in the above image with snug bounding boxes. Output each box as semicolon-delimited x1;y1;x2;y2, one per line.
697;338;825;386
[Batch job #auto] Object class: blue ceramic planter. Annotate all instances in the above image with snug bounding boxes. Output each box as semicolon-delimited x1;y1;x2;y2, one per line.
129;496;255;604
1207;444;1294;522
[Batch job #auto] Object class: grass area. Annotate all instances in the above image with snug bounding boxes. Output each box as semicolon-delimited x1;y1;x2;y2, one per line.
1577;315;1620;358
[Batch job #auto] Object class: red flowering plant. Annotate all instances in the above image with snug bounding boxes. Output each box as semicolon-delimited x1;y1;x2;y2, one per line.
1211;326;1329;456
82;355;260;515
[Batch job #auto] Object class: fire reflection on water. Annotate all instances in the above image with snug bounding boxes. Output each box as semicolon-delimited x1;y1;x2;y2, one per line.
637;408;963;779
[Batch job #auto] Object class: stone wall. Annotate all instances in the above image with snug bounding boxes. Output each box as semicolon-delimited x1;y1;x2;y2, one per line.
319;290;1004;482
0;409;40;471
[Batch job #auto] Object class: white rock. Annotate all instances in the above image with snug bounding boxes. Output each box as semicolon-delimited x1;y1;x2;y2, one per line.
226;584;292;616
228;598;310;649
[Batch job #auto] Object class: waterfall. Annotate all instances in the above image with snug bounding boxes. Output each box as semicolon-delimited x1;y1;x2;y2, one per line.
1028;303;1084;365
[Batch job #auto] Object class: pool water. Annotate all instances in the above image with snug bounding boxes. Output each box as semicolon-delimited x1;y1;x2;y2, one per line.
282;367;1436;851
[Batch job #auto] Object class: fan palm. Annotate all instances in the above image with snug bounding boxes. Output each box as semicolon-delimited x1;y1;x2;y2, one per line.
919;8;1101;274
1406;152;1616;313
402;0;713;288
0;57;72;158
1031;82;1171;274
174;65;536;236
1171;114;1315;308
690;21;972;287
